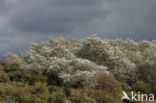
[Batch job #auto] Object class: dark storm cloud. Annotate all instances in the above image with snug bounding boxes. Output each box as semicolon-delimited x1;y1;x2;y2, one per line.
0;0;156;58
0;0;9;14
78;0;156;40
10;0;109;33
8;0;156;40
0;0;15;15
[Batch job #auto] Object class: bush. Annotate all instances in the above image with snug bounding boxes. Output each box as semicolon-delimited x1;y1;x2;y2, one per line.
133;80;150;93
64;87;71;97
32;82;49;98
0;60;6;68
48;95;55;103
7;57;109;87
0;83;14;101
76;35;115;70
53;92;68;103
5;37;109;87
96;73;121;94
10;82;49;103
137;61;156;85
2;36;156;103
3;63;29;83
135;61;156;93
0;71;9;82
86;89;120;103
11;86;31;103
27;74;47;85
48;85;60;93
69;95;96;103
1;62;47;85
113;58;138;86
54;96;67;103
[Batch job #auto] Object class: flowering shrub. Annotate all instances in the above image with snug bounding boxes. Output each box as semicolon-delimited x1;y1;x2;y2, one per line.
46;57;108;86
2;35;156;103
113;58;138;85
5;37;109;87
4;36;156;87
76;35;115;69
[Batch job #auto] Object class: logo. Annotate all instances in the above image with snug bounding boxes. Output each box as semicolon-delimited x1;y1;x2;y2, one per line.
122;91;130;101
121;91;154;102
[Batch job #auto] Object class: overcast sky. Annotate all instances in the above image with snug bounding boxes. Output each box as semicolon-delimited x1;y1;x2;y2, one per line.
0;0;156;57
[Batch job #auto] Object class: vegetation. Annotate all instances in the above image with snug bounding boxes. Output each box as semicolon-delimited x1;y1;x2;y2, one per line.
0;35;156;103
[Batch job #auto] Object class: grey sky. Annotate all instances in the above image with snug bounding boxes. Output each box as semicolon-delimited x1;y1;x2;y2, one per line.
0;0;156;58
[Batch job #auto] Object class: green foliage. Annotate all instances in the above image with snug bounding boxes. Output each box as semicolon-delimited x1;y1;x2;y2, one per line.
137;61;156;85
1;62;47;85
64;87;71;97
87;89;121;103
0;60;6;69
48;95;55;103
133;80;150;93
48;85;60;93
76;35;115;69
0;70;9;82
69;95;96;103
5;36;108;87
54;96;67;103
1;36;156;102
53;92;68;103
0;82;50;103
96;73;121;94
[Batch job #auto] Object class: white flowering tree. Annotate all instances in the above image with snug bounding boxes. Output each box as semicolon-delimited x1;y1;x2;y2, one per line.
76;35;116;70
5;35;156;87
5;37;109;87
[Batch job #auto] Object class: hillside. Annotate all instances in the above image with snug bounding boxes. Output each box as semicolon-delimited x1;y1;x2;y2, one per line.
0;35;156;103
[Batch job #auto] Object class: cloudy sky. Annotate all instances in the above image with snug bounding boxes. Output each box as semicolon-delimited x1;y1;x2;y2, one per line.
0;0;156;57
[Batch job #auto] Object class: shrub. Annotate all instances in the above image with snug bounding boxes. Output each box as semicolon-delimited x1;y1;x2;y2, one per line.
0;71;9;82
0;83;14;101
0;60;6;68
54;96;67;103
136;61;156;93
48;95;55;103
86;89;120;103
86;73;122;103
137;61;156;85
113;58;138;86
53;92;68;103
1;61;47;85
133;80;150;93
10;82;49;103
46;58;108;87
48;85;60;93
95;73;121;94
11;86;31;103
64;87;71;97
32;82;49;98
76;35;115;70
7;57;109;87
2;36;156;103
2;62;28;83
27;73;47;85
69;95;96;103
5;37;109;87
